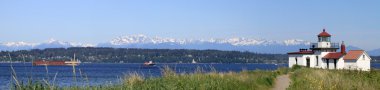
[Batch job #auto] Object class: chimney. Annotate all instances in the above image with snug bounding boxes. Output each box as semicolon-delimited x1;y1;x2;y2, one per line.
341;41;346;54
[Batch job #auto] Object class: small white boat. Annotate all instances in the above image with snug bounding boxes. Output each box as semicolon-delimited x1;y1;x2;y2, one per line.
144;61;156;66
192;59;197;64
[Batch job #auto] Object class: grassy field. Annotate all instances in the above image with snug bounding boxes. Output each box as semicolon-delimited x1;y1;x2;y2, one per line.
289;66;380;90
15;66;287;90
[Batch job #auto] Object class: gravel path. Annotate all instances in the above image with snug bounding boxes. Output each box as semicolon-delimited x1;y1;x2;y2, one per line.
272;74;291;90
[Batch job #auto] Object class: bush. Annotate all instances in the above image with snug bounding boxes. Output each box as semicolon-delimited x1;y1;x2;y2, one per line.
291;65;302;72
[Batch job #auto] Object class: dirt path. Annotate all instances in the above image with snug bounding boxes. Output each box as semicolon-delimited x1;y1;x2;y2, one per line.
272;74;291;90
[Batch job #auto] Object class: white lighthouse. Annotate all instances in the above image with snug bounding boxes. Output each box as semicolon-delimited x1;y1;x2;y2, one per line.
288;29;371;71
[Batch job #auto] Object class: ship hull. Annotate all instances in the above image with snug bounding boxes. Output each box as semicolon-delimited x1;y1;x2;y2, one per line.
33;60;80;66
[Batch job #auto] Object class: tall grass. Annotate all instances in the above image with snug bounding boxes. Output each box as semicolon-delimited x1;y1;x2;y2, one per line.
14;66;282;90
7;53;83;90
114;66;280;90
288;67;380;90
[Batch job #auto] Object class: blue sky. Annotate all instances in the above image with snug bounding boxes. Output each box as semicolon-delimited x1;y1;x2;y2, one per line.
0;0;379;50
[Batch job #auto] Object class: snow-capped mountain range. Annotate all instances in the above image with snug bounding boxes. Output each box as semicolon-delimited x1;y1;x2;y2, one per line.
0;39;96;51
107;34;310;46
96;34;313;53
1;34;377;55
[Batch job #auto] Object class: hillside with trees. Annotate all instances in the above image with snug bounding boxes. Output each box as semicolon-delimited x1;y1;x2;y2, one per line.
1;47;378;63
0;47;288;63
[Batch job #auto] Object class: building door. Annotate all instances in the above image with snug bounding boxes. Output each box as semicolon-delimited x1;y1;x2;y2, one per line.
326;59;329;69
306;57;310;67
334;59;337;69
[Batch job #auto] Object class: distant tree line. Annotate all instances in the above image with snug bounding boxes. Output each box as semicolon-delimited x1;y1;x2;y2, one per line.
0;47;289;63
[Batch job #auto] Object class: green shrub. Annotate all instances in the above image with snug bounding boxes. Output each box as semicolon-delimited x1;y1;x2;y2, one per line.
291;65;302;72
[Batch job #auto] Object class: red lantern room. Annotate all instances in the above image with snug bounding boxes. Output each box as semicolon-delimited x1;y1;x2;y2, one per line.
318;29;331;42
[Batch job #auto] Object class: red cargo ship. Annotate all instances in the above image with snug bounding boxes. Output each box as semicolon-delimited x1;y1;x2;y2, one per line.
32;60;66;66
33;54;81;66
32;60;80;66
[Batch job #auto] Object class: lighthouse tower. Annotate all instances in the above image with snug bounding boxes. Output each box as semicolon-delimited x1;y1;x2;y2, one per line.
310;29;339;53
310;29;340;68
310;29;341;59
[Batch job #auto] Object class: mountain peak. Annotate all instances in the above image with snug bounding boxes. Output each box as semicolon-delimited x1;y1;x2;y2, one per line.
47;38;58;43
283;39;310;46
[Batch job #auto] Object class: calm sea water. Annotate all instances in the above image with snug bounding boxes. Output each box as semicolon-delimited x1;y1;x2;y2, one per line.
1;63;380;89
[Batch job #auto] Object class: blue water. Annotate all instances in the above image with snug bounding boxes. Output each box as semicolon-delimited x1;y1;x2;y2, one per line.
0;63;283;89
1;63;380;89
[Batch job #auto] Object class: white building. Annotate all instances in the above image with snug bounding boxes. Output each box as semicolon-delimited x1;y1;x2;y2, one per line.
288;29;371;71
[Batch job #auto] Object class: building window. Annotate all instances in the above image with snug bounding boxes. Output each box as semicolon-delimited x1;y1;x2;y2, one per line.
316;56;319;66
363;55;365;60
327;37;331;42
322;37;326;41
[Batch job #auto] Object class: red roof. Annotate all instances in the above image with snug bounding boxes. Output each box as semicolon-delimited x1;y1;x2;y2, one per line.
288;51;314;54
323;53;344;59
318;29;331;37
343;50;365;60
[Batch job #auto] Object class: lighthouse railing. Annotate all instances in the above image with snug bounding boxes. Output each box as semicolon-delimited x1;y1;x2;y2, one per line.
310;42;340;48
